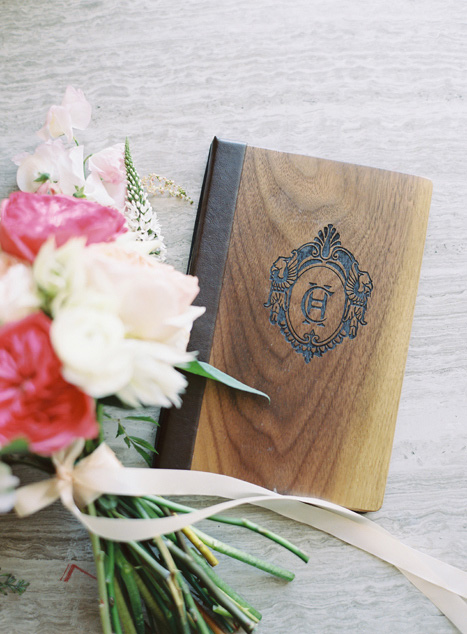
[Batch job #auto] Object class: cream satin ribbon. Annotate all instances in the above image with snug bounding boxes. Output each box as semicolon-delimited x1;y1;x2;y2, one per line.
15;440;467;633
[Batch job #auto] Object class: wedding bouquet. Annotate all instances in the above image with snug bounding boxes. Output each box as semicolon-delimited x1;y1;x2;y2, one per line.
0;87;307;634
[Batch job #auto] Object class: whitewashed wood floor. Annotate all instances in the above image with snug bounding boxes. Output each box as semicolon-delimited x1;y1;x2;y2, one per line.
1;1;466;632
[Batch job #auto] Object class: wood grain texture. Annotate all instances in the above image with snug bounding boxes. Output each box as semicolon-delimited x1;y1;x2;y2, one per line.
191;144;432;511
0;0;466;631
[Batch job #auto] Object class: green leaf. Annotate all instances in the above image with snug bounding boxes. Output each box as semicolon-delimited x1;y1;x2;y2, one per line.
124;415;159;426
73;185;86;198
0;438;29;456
128;436;157;453
116;422;126;438
131;444;153;467
179;360;270;402
33;172;50;183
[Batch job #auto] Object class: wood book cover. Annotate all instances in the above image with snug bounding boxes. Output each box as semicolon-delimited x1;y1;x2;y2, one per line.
154;137;433;512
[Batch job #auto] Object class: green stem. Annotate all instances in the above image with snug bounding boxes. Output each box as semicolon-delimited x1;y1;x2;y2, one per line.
87;503;112;634
189;549;261;622
142;496;308;563
192;527;295;581
154;536;190;634
114;577;138;634
104;541;123;634
115;549;145;634
96;401;105;444
137;568;179;634
177;573;212;634
132;569;168;628
164;540;257;633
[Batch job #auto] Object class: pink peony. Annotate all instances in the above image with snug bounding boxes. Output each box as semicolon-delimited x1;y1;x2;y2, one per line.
0;312;98;455
0;191;127;262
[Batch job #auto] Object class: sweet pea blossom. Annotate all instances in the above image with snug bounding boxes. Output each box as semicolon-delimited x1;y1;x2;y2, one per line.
37;86;92;143
0;251;40;324
14;140;85;196
84;144;126;212
0;312;98;455
0;462;19;514
0;191;127;262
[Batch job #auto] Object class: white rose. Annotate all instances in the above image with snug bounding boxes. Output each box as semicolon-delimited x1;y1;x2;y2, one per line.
50;306;132;397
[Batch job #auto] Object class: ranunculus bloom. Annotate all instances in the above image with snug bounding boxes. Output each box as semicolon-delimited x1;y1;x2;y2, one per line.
0;312;97;455
0;191;127;262
51;306;133;397
0;251;40;324
14;140;85;196
37;86;92;143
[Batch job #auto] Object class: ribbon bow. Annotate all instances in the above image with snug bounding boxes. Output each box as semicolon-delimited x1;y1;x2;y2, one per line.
14;442;467;632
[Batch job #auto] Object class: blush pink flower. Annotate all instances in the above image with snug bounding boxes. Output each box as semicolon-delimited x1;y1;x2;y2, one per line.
0;312;97;455
88;143;125;185
83;242;204;345
0;191;127;262
14;140;85;196
85;144;126;212
37;86;92;143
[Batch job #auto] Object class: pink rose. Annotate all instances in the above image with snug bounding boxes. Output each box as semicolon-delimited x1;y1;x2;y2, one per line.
0;191;127;262
0;312;97;455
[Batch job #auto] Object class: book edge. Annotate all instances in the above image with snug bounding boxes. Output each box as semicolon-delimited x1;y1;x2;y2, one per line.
153;137;247;468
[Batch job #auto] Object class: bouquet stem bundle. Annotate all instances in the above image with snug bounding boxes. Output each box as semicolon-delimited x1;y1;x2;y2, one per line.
87;470;308;634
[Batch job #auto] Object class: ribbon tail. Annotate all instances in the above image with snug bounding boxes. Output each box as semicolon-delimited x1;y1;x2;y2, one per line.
15;478;60;517
402;572;467;633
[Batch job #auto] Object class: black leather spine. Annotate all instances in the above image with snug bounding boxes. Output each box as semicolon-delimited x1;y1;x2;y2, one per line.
153;137;246;469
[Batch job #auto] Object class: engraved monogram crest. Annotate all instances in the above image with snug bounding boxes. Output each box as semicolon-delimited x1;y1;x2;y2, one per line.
265;225;373;362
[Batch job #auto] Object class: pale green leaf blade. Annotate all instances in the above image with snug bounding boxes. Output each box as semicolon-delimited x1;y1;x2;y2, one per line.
179;360;270;402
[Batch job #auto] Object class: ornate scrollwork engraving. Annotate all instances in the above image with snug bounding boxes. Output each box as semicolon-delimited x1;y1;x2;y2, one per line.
265;225;373;362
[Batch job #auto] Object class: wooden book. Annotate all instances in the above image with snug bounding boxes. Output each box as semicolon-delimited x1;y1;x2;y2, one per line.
154;138;432;512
